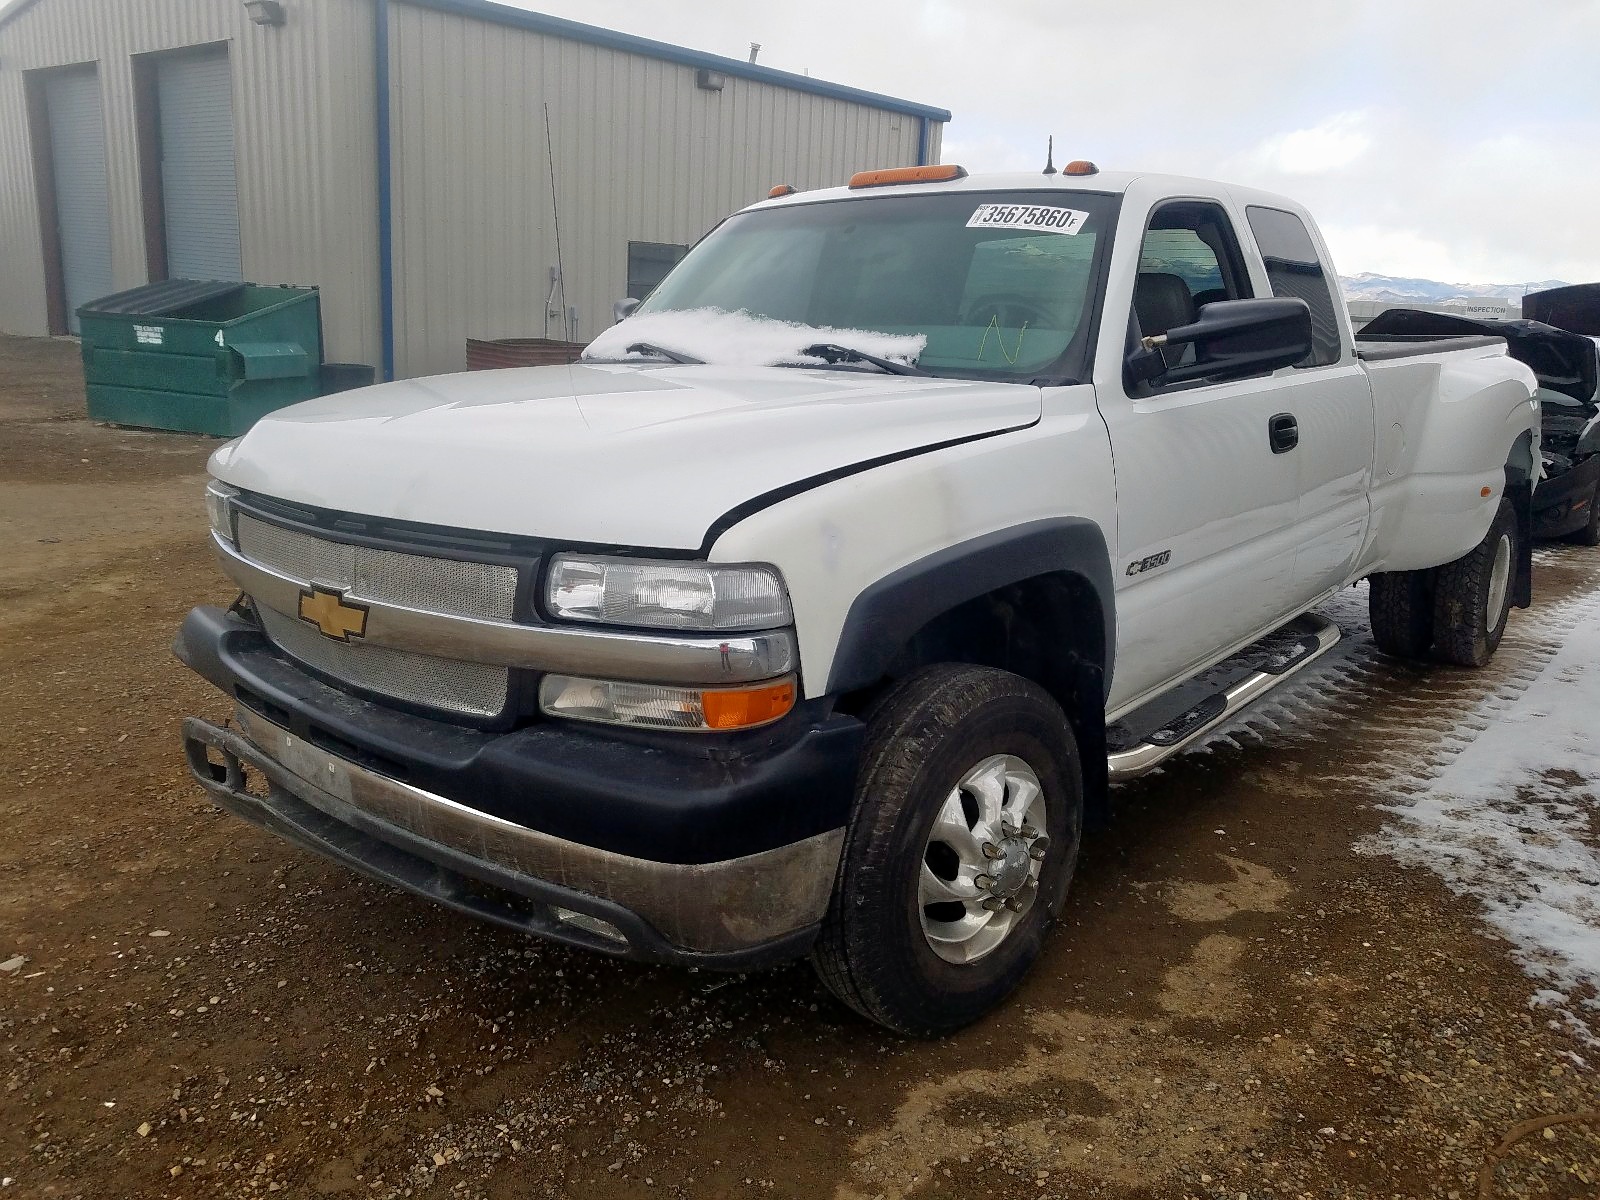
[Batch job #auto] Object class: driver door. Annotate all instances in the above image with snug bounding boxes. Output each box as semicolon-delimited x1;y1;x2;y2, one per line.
1096;198;1302;713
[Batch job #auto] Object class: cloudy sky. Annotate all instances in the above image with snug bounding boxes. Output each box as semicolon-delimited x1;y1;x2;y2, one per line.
524;0;1599;288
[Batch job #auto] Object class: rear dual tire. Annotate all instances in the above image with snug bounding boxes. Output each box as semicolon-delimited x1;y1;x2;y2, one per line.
1368;496;1518;668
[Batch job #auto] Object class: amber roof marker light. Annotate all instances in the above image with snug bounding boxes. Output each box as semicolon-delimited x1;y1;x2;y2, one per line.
767;183;798;198
1063;160;1099;176
848;164;968;189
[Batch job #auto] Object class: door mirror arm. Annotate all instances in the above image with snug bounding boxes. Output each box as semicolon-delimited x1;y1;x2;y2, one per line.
1127;297;1314;386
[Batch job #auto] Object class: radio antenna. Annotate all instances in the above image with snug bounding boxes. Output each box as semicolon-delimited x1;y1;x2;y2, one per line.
543;102;568;338
1042;135;1057;175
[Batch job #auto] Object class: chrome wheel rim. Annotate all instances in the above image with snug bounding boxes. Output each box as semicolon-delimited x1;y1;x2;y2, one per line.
918;754;1049;965
1486;532;1512;633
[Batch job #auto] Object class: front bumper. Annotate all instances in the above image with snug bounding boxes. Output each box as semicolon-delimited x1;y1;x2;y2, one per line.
175;605;862;965
1533;454;1600;538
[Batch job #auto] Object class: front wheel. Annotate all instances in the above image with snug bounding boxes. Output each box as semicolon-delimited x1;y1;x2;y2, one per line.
811;664;1083;1037
1431;497;1519;667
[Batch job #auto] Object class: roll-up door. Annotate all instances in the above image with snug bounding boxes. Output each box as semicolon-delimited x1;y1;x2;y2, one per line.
43;67;113;334
157;48;241;282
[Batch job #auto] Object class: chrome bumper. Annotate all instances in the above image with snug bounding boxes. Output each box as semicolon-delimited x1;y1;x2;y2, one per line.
211;532;798;687
182;708;843;963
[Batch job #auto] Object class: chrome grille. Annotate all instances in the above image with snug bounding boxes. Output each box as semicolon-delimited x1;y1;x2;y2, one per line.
237;514;519;620
235;512;520;718
258;608;510;717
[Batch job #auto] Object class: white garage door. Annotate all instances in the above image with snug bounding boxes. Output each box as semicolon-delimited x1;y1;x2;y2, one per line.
158;48;241;282
43;67;113;334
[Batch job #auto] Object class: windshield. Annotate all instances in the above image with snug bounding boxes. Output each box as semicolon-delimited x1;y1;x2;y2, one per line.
587;189;1118;383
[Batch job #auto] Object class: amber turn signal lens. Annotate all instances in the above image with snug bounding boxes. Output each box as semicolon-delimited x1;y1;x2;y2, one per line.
848;163;968;189
701;679;797;730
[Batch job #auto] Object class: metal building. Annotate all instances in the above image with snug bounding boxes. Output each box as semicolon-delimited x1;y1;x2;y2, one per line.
0;0;949;378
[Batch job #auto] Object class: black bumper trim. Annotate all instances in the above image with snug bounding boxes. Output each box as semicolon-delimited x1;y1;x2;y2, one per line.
174;605;864;864
1533;456;1600;538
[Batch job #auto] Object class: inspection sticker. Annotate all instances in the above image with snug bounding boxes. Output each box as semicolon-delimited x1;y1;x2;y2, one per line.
966;204;1089;235
133;325;164;346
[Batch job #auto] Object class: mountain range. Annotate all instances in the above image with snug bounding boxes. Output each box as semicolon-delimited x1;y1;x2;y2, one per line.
1340;273;1570;303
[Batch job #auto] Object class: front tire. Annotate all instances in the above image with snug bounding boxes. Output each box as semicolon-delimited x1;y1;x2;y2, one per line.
812;665;1083;1037
1431;497;1518;667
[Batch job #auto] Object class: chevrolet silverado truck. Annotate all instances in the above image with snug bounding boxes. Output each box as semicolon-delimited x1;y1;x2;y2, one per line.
178;164;1540;1036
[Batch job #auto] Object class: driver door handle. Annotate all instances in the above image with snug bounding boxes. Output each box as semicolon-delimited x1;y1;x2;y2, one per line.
1269;412;1299;454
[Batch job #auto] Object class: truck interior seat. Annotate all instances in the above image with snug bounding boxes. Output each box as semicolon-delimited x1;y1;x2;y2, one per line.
1135;272;1196;336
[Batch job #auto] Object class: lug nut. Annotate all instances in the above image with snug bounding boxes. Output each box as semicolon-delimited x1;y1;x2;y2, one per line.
1004;896;1025;913
1001;820;1019;839
981;897;1006;912
981;841;1002;859
1029;836;1051;860
1020;824;1038;840
974;874;993;891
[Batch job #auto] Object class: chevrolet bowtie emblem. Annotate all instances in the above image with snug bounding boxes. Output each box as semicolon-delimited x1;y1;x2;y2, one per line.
298;586;369;641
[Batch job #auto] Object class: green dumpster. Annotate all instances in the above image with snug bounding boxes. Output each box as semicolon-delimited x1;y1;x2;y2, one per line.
78;280;322;436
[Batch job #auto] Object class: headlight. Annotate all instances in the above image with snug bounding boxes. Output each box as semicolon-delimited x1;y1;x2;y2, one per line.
545;555;792;631
539;674;797;732
205;480;239;544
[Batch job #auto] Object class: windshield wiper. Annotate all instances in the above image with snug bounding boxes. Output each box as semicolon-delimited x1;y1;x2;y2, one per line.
622;341;704;365
794;343;928;376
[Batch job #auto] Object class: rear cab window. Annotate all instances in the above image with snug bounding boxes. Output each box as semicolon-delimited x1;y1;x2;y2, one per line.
1244;206;1344;366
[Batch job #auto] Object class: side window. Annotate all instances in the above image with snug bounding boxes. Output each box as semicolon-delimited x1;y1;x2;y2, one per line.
1132;201;1252;384
626;241;687;303
1245;206;1342;367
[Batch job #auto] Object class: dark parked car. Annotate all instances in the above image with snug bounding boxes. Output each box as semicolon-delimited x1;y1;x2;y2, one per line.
1360;307;1600;544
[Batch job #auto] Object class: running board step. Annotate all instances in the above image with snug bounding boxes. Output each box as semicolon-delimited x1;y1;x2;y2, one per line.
1106;612;1341;782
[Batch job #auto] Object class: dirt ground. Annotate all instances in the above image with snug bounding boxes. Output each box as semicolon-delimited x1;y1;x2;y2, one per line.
5;330;1600;1200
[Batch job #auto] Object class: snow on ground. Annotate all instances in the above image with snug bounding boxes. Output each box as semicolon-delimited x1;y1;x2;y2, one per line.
583;308;926;368
1362;592;1600;1045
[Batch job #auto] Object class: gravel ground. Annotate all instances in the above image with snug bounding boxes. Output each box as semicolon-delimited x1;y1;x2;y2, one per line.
3;331;1600;1199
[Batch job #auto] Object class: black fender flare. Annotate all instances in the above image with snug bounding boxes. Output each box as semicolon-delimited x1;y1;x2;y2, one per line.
825;518;1116;699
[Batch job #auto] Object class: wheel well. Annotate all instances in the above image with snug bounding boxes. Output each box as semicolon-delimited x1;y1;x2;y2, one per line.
835;572;1111;814
1506;429;1536;488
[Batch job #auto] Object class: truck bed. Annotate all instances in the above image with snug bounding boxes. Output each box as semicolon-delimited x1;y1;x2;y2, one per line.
1355;333;1507;362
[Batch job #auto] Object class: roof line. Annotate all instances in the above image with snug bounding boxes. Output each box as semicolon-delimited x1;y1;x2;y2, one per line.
400;0;952;122
0;0;44;32
0;0;951;122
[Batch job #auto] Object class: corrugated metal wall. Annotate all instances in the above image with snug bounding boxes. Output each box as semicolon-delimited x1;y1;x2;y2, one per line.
387;2;930;378
0;0;379;365
0;0;943;380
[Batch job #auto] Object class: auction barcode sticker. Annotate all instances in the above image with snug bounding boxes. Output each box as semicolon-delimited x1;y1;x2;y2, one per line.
966;204;1089;235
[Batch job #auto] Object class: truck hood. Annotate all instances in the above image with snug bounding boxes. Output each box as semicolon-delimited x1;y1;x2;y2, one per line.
210;363;1041;550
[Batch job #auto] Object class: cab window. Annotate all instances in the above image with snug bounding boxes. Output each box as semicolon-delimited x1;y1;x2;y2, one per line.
1245;206;1342;367
1132;201;1253;341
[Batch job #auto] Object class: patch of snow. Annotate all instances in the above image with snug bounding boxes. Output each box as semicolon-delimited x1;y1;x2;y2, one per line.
583;308;926;369
1362;596;1600;1041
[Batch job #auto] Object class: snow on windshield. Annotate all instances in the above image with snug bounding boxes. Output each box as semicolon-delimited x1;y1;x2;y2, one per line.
583;308;926;368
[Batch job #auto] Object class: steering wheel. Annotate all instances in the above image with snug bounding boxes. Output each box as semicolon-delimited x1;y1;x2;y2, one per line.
962;293;1054;329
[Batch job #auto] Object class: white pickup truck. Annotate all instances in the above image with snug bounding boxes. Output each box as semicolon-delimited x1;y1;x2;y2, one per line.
178;164;1540;1036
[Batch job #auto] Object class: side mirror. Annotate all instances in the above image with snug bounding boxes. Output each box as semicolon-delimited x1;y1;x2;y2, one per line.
1127;297;1313;385
613;297;641;324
